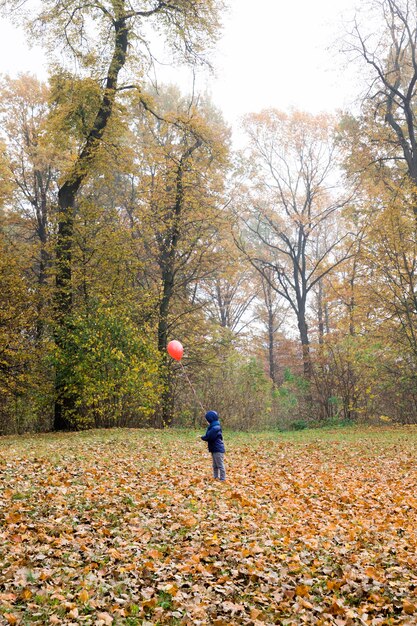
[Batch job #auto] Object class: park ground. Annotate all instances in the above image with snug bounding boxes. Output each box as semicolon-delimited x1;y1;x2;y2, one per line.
1;426;417;625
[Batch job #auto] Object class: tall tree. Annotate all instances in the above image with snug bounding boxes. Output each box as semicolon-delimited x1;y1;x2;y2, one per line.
346;0;417;217
338;15;417;421
254;268;289;385
120;86;230;423
238;110;351;378
0;74;61;339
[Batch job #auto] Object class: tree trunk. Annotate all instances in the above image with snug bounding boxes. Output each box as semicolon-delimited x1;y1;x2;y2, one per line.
34;175;50;341
53;185;76;430
297;312;314;418
157;268;175;428
296;299;312;380
155;138;202;427
53;15;129;430
317;279;324;345
267;304;276;385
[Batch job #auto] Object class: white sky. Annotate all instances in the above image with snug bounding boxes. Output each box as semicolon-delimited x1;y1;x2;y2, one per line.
0;0;361;138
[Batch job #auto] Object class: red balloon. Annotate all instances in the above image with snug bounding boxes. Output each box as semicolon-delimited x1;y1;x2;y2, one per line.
167;340;184;361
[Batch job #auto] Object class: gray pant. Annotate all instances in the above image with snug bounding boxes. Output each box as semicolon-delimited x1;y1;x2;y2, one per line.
211;452;226;480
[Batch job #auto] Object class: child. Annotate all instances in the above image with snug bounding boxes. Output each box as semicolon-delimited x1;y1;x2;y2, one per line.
201;410;226;481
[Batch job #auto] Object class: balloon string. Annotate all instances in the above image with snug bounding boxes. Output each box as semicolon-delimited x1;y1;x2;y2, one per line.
179;361;205;412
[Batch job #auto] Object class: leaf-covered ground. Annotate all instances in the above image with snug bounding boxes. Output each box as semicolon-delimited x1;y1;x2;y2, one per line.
1;427;417;625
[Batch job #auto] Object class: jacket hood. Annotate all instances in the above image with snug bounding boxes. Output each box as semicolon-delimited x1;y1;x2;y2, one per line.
205;410;219;423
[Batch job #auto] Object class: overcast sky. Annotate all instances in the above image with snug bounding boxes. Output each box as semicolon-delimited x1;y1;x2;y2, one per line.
0;0;361;138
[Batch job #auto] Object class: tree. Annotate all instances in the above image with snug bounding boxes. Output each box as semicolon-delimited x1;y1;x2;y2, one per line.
119;86;230;423
0;224;37;432
338;0;417;421
237;110;352;379
253;268;289;385
345;0;417;217
199;255;258;335
0;74;63;341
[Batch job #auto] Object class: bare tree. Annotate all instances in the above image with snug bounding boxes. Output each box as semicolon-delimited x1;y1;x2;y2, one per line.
255;268;289;384
200;265;258;334
346;0;417;215
237;110;352;379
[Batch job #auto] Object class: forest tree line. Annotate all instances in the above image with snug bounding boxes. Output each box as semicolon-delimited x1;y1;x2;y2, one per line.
1;0;417;434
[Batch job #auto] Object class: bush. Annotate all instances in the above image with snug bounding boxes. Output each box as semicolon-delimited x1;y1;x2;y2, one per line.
54;302;162;428
290;420;308;431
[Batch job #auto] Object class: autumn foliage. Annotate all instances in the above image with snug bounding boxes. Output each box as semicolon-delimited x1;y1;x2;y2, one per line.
2;0;417;432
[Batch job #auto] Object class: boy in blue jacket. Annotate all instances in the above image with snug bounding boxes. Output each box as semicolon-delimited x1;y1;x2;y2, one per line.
201;410;226;481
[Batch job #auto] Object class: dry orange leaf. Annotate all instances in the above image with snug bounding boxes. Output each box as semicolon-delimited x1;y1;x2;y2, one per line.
295;584;310;597
403;600;417;615
78;589;89;603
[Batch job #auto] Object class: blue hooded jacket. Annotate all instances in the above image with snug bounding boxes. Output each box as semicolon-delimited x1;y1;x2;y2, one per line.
201;410;225;453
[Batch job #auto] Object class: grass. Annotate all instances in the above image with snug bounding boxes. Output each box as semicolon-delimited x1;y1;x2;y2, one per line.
0;421;413;449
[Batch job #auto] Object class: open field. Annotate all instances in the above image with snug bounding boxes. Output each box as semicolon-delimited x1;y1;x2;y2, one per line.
1;427;417;625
